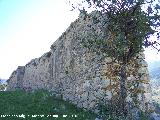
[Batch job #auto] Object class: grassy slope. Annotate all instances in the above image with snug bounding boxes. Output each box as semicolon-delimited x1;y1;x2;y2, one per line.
0;90;97;120
0;90;156;120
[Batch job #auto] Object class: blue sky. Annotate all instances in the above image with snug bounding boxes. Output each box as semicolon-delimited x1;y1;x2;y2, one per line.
0;0;160;79
0;0;79;79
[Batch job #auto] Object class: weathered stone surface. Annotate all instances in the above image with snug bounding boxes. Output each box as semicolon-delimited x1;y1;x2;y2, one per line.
7;11;153;114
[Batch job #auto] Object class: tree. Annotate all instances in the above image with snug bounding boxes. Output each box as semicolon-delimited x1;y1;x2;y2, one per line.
69;0;160;117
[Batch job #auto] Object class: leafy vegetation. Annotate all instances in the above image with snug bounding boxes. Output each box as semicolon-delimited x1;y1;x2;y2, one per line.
69;0;160;116
0;84;7;91
0;90;97;120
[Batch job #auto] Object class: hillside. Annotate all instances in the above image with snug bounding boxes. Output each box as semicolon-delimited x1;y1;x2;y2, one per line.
148;61;160;105
148;61;160;88
0;79;7;84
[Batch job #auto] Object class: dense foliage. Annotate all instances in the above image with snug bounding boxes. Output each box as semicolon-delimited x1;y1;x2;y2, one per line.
70;0;160;61
69;0;160;117
0;84;7;91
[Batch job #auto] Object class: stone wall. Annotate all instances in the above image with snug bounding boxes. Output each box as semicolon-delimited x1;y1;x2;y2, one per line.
7;11;153;113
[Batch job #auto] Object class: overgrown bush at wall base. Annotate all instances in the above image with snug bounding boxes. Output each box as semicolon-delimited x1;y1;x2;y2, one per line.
0;84;7;91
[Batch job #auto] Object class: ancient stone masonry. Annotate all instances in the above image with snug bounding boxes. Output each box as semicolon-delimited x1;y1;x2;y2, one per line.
7;11;153;113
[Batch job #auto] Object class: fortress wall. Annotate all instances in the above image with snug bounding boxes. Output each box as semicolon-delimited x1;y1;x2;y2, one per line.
7;11;153;112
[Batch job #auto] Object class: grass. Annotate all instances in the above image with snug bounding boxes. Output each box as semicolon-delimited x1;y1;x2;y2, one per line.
0;90;97;120
0;89;157;120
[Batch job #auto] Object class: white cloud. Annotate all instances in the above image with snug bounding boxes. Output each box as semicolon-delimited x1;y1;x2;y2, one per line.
144;48;160;62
